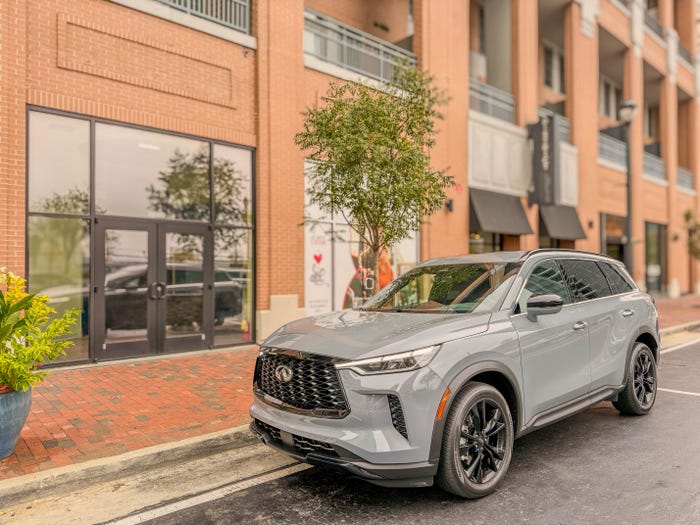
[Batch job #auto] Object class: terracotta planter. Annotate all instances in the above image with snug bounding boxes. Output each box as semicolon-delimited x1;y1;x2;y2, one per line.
0;388;31;460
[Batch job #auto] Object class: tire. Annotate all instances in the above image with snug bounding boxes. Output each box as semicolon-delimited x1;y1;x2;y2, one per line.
436;382;514;499
613;342;657;416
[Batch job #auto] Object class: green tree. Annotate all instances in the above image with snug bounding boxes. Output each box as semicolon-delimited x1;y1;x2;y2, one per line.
685;210;700;259
295;65;452;295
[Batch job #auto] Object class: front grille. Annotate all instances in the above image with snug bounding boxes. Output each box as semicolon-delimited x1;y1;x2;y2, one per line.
254;419;338;457
255;419;281;441
387;394;408;440
254;350;349;417
293;434;338;456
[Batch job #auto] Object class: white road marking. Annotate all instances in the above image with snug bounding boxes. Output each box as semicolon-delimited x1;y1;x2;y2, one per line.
107;462;310;524
661;337;700;355
658;388;700;398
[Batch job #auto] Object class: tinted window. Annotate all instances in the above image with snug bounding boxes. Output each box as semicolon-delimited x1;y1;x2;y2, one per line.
560;259;612;301
519;260;571;313
361;262;521;314
601;263;635;294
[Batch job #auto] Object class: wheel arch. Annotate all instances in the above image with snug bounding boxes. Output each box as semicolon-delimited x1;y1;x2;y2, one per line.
428;361;523;463
635;331;659;363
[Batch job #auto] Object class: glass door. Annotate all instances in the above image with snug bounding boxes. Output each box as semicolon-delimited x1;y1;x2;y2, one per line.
94;220;213;359
94;220;157;359
159;223;213;353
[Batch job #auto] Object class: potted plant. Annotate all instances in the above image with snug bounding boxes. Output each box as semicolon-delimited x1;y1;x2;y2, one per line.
0;269;78;459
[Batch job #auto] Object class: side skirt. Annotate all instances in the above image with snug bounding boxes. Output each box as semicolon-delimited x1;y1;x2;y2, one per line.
517;385;624;438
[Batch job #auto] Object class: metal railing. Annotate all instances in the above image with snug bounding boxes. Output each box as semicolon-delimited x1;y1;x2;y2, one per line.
644;11;663;38
156;0;250;33
470;80;515;123
538;108;571;143
303;9;416;83
679;44;693;64
678;166;694;189
643;152;666;179
598;132;627;166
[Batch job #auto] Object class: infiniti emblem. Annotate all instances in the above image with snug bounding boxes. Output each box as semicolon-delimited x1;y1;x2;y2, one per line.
274;365;293;383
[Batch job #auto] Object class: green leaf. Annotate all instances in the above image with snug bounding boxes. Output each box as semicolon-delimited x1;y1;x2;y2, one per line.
7;294;36;317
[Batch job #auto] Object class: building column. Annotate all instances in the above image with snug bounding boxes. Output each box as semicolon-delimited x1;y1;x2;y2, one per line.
566;1;600;254
623;44;646;287
0;0;28;274
692;85;700;293
661;75;681;296
254;0;307;339
512;0;539;250
415;0;470;258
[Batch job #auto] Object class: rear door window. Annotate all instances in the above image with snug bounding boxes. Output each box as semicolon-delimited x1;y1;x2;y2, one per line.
600;262;635;294
560;259;613;302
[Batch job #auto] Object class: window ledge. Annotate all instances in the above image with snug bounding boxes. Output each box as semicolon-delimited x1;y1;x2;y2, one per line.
643;174;669;187
107;0;256;49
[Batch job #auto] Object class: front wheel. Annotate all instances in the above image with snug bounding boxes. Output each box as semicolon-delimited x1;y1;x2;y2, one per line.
436;382;514;499
613;342;657;415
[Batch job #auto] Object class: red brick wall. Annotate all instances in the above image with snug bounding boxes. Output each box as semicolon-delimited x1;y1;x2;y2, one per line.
0;0;28;274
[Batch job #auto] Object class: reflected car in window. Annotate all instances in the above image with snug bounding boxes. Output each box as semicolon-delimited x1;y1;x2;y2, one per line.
250;250;659;499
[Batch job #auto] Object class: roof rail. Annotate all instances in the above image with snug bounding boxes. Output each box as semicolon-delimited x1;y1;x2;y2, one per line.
520;248;616;261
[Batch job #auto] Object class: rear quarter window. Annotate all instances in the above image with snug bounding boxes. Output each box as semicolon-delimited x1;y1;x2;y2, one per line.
600;262;635;294
559;259;613;301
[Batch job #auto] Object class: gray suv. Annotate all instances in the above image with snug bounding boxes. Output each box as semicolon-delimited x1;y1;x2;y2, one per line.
250;250;659;498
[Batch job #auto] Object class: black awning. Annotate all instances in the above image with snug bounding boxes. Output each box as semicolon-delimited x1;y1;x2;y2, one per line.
540;205;587;240
469;189;533;236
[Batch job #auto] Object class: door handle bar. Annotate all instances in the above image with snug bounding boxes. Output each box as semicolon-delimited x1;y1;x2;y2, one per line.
572;321;587;331
621;309;634;318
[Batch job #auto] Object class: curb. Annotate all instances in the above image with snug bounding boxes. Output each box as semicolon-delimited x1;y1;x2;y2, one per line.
0;423;256;508
659;320;700;337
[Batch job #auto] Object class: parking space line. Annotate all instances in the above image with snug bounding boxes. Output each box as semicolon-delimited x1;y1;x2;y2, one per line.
661;337;700;355
658;388;700;397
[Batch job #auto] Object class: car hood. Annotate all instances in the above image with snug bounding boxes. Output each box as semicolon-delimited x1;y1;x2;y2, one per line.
263;309;492;361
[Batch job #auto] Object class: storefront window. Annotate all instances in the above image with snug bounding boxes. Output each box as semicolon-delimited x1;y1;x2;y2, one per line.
27;216;90;363
469;232;502;253
602;214;626;262
95;123;210;220
28;112;90;214
214;228;254;345
645;222;667;293
213;145;253;227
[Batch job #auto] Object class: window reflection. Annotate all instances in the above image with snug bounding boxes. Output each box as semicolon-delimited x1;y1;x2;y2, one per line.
213;145;253;226
28;216;90;363
95;123;210;220
28;112;90;214
214;228;253;345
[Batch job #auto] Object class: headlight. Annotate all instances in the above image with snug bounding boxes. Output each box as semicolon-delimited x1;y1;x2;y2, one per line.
335;345;441;375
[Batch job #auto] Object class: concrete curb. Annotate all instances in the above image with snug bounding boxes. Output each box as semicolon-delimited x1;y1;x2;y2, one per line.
0;423;256;508
660;320;700;337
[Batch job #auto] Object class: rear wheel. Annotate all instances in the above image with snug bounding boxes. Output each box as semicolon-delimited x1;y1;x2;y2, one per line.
436;382;514;499
613;342;657;415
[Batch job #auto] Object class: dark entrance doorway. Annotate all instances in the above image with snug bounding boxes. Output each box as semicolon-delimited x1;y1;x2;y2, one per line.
94;219;215;359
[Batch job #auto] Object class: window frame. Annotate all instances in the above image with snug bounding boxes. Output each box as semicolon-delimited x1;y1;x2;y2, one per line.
559;257;614;303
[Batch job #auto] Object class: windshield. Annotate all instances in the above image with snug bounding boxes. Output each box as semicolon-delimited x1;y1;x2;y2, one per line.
361;262;521;313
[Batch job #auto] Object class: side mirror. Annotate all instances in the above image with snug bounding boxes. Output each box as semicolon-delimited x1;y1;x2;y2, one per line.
526;293;563;322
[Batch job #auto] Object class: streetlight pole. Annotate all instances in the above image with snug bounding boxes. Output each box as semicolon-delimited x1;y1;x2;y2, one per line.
619;99;638;275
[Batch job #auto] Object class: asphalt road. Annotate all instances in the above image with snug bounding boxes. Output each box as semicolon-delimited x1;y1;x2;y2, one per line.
142;342;700;525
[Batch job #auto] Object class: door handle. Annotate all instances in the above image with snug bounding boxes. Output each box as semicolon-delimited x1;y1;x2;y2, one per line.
157;282;167;299
148;282;159;300
621;309;634;318
572;321;587;331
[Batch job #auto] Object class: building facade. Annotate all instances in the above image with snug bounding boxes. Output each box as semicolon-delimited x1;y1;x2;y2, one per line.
0;0;698;364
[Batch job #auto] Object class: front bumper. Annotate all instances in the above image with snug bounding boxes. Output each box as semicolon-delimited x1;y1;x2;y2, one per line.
249;419;437;488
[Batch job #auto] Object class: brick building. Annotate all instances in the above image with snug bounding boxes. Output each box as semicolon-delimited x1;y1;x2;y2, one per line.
0;0;698;364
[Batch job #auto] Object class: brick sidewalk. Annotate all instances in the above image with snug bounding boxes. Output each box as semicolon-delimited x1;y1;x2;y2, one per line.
1;294;699;483
0;346;257;481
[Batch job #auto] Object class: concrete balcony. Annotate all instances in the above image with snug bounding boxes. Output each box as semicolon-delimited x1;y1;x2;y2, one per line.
677;166;694;190
598;132;627;169
468;110;530;197
643;152;665;180
303;9;416;83
469;80;515;124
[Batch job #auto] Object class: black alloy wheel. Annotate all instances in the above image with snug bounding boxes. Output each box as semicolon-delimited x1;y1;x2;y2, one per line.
613;342;657;415
437;382;514;498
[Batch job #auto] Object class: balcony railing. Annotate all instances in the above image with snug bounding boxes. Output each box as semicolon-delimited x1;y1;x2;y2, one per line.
538;108;571;143
643;152;665;179
644;11;663;38
598;132;627;166
678;167;694;189
156;0;250;33
679;44;693;64
303;10;416;83
470;81;515;123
